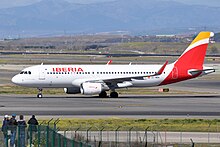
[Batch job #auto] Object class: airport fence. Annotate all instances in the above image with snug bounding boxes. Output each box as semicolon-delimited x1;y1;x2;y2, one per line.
0;124;92;147
2;123;220;147
63;129;220;147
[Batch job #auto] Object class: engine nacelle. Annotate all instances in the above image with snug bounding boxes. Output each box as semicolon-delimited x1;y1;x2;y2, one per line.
80;83;102;95
64;87;80;94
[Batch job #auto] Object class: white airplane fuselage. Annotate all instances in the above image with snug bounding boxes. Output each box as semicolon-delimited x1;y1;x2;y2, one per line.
12;64;173;88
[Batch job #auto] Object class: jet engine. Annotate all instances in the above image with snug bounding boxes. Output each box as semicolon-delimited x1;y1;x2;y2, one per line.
64;87;80;94
80;83;103;95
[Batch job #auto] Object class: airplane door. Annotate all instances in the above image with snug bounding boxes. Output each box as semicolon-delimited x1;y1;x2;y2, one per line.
39;68;46;80
172;67;178;79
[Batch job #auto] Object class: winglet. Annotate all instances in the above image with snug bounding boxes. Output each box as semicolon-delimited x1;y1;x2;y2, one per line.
106;60;112;65
157;61;168;75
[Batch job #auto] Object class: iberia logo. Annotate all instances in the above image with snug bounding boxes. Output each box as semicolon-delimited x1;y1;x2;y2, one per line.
52;67;84;72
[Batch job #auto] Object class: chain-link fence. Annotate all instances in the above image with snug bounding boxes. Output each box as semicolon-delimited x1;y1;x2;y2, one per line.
1;125;92;147
63;130;220;147
2;124;220;147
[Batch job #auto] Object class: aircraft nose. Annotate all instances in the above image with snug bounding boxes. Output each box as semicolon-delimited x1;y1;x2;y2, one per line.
11;75;21;85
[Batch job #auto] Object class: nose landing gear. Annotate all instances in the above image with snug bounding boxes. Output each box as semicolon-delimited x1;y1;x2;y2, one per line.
37;88;43;98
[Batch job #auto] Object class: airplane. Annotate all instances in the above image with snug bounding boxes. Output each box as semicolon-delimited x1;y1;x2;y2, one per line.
11;32;215;98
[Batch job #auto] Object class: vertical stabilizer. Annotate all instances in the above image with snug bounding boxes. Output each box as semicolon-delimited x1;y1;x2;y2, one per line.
160;32;214;85
175;32;214;70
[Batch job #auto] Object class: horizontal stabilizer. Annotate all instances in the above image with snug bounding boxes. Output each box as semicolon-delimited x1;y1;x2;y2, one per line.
188;67;215;76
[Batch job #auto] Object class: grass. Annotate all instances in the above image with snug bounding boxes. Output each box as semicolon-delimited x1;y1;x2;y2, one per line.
0;85;209;95
50;118;220;132
1;118;218;132
0;85;64;95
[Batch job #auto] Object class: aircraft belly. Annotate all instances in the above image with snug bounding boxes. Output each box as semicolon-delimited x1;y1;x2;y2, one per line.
131;78;163;87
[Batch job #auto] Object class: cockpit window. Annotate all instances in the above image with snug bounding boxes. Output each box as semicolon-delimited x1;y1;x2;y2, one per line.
20;71;31;75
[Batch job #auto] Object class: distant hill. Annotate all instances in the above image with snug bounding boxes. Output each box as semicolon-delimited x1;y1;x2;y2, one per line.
0;0;220;37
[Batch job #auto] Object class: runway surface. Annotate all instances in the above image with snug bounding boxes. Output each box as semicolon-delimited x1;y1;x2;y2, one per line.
0;94;220;117
0;64;219;118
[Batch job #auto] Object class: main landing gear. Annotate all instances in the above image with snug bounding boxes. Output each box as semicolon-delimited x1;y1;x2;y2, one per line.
99;91;119;98
110;91;118;98
37;88;43;98
99;91;107;98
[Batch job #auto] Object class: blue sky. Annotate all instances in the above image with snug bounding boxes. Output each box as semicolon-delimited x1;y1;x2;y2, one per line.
0;0;219;9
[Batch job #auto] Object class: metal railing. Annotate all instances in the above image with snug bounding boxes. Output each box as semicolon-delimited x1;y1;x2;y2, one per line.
1;125;92;147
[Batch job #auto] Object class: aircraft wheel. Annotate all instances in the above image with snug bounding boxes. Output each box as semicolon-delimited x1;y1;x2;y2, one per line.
99;91;107;98
37;88;43;98
37;93;43;98
110;92;118;98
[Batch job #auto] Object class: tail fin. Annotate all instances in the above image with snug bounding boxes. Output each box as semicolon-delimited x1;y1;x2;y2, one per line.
160;32;214;85
175;32;214;70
